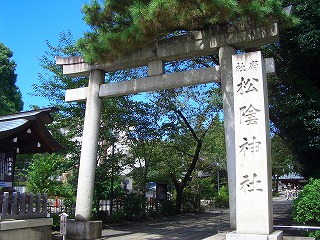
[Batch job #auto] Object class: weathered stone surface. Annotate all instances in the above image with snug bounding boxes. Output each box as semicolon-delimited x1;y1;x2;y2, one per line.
99;66;220;98
66;220;102;240
219;46;237;229
231;51;273;235
0;218;52;240
65;86;88;102
147;60;165;76
74;70;104;221
204;231;314;240
225;230;283;240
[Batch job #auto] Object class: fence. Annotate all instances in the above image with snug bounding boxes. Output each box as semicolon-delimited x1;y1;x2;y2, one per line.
0;192;48;221
47;197;65;215
98;195;171;216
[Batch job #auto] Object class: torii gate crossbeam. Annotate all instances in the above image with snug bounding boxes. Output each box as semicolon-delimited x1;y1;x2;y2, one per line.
65;59;274;102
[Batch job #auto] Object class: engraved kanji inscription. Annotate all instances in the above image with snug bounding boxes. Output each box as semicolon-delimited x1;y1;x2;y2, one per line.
235;62;247;72
239;136;261;157
235;60;259;72
248;60;259;71
236;77;259;95
240;173;263;192
239;104;261;125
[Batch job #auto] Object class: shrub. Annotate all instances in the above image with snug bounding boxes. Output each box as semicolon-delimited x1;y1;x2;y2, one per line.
64;197;76;219
214;186;229;208
158;199;176;215
182;188;201;212
109;209;126;222
122;193;146;219
51;213;60;230
292;179;320;239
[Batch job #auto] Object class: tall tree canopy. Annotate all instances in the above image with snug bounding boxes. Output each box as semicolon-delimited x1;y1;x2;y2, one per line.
263;0;320;178
77;0;297;63
0;43;23;115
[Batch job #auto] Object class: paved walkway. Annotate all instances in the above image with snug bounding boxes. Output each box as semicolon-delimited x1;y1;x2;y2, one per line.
54;194;310;239
101;210;230;240
273;195;301;236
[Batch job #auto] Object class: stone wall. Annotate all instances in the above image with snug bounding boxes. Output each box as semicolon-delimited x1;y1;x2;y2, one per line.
0;218;52;240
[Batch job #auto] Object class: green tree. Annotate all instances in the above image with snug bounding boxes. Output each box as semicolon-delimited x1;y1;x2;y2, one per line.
178;116;228;210
77;0;296;64
200;115;228;197
292;179;320;239
0;42;23;115
124;101;162;196
271;134;301;192
263;0;320;178
26;153;73;197
149;81;222;213
201;115;227;177
94;99;135;216
27;32;87;206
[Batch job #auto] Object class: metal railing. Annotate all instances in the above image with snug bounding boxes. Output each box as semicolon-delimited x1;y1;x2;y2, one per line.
274;225;320;231
0;192;48;221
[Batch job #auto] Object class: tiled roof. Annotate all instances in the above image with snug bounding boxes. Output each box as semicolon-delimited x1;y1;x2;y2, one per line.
0;119;28;132
0;108;65;154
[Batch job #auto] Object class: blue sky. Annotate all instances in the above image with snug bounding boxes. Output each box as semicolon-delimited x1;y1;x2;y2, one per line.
0;1;91;111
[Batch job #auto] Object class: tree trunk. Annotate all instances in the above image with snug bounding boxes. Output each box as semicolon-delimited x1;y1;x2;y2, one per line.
175;186;183;214
275;176;279;193
169;108;212;214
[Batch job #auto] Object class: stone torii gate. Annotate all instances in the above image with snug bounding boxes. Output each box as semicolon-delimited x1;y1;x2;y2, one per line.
57;22;278;239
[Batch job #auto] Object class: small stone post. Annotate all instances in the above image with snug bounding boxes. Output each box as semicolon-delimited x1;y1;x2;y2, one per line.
219;45;237;229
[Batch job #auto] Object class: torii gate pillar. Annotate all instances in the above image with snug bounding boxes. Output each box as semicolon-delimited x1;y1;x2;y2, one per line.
66;70;104;240
219;45;237;229
75;70;104;221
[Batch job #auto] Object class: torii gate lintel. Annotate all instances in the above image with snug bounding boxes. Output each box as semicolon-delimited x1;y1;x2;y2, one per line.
56;22;278;77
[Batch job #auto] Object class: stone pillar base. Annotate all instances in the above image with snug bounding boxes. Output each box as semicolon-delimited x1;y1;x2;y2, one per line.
66;220;102;240
226;230;283;240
